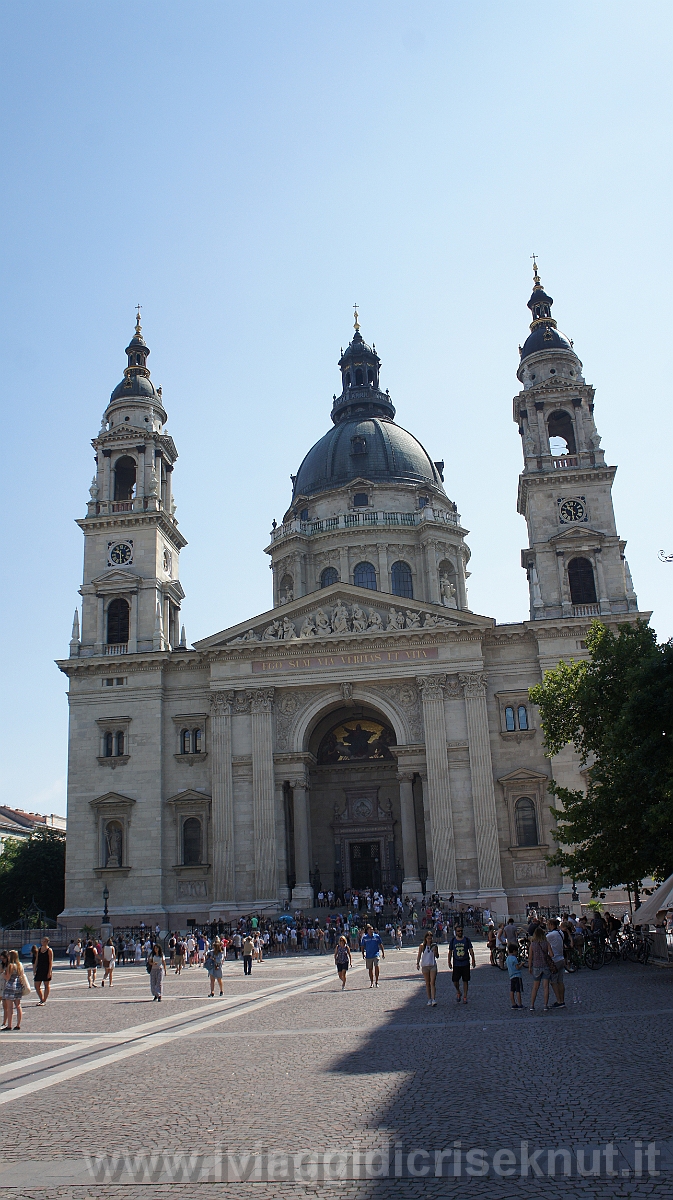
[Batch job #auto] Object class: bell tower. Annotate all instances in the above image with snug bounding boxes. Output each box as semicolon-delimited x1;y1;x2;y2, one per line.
514;261;638;620
70;312;187;659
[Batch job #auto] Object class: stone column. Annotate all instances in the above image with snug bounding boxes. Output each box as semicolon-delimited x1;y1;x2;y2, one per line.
456;552;468;611
102;449;112;504
422;538;441;604
398;771;421;894
209;691;236;905
556;550;572;614
459;672;504;897
251;687;277;901
275;780;290;903
339;546;350;585
290;775;313;908
419;770;435;895
293;552;304;599
416;675;457;893
377;543;389;594
594;548;611;613
96;595;105;654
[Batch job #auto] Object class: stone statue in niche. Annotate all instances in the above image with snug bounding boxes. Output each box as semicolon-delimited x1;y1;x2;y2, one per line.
440;577;458;608
105;822;123;868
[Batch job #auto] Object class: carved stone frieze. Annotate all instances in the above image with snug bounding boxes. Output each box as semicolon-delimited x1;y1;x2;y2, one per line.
384;682;422;741
227;599;458;644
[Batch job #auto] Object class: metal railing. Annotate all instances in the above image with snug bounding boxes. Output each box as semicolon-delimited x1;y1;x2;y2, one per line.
271;508;460;542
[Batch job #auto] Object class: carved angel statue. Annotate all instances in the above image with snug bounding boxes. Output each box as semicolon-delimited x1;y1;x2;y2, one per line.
387;608;405;630
147;466;159;496
351;604;367;632
263;620;281;640
440;576;458;608
524;427;537;457
405;610;421;629
314;609;332;635
331;602;350;634
282;617;296;640
367;609;383;630
299;616;316;637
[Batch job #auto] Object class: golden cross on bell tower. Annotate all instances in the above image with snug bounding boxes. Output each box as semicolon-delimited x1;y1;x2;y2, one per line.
353;302;360;333
530;254;541;286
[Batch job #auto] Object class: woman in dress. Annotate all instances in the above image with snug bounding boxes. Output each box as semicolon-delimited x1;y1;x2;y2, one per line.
334;935;352;989
2;952;28;1030
148;943;167;1002
416;931;439;1006
101;938;116;988
33;937;53;1005
84;940;99;987
206;938;224;997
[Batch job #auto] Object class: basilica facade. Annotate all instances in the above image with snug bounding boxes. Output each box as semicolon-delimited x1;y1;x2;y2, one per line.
58;270;643;926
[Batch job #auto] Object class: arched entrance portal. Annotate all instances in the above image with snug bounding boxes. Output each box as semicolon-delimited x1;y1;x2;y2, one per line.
282;703;427;907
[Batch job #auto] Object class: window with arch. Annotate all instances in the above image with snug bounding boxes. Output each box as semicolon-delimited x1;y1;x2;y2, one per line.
515;797;539;847
391;560;413;599
568;557;597;604
320;567;338;588
517;705;529;731
504;706;516;732
115;731;125;756
107;598;130;645
504;704;529;733
367;369;374;384
113;456;137;501
353;561;377;590
182;817;202;865
345;372;351;386
104;732;114;757
180;728;202;755
355;368;363;385
547;410;576;456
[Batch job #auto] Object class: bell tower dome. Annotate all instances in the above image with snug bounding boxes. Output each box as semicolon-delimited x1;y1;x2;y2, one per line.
513;261;638;620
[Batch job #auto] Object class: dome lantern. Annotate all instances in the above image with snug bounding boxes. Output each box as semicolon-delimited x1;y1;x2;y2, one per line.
332;309;395;425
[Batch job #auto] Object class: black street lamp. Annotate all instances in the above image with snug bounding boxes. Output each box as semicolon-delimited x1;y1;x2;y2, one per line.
419;865;428;897
102;885;110;922
571;880;579;904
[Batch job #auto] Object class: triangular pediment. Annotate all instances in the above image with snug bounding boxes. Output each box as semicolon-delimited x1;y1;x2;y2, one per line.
194;583;493;650
89;791;136;810
549;525;605;546
90;568;139;587
497;767;550;784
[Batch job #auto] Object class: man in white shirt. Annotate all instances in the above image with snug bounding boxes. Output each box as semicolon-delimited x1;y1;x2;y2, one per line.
546;919;566;1008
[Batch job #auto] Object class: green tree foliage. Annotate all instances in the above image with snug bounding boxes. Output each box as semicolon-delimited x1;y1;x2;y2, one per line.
0;826;66;925
529;620;673;893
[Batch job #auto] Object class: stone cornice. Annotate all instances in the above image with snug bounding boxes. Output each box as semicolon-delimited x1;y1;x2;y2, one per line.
75;510;188;551
56;650;202;678
92;429;177;462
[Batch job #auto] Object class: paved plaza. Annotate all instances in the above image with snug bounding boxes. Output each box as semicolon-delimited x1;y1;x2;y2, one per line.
0;942;672;1199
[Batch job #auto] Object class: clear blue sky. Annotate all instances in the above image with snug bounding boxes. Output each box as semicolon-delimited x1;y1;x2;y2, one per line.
1;2;671;816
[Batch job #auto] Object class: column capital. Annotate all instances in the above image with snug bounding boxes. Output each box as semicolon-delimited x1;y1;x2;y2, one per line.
251;687;275;714
458;671;487;696
288;776;309;791
210;690;235;716
396;769;415;783
416;673;447;700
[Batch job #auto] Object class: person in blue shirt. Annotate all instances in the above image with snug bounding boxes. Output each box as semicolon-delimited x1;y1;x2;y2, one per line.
360;924;385;988
506;950;524;1009
447;926;475;1003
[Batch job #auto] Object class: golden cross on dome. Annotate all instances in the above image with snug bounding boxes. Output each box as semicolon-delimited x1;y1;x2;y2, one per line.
530;254;541;286
135;303;142;335
353;303;360;332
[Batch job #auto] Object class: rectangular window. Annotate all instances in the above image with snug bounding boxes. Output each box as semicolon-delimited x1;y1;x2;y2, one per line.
103;679;114;687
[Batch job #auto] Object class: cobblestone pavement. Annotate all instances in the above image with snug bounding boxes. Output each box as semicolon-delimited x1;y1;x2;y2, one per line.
0;944;672;1199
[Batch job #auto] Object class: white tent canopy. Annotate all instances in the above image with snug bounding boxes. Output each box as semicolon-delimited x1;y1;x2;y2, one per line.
633;872;673;926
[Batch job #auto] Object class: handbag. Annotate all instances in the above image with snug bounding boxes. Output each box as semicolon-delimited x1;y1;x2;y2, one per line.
20;976;31;997
146;958;153;974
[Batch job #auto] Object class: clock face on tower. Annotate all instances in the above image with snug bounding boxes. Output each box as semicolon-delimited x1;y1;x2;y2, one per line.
108;542;133;566
558;498;587;524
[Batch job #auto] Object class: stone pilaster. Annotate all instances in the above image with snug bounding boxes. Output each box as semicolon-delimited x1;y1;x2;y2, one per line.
397;771;421;893
416;674;457;893
209;691;236;905
251;687;277;901
459;672;504;895
289;774;313;908
419;770;435;895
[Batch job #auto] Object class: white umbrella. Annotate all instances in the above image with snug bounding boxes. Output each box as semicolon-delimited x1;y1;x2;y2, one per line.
632;872;673;926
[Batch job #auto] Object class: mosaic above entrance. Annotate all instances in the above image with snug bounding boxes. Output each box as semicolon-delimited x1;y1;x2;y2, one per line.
317;719;396;764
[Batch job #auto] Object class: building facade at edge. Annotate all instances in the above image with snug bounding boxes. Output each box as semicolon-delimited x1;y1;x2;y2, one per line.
57;273;643;926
